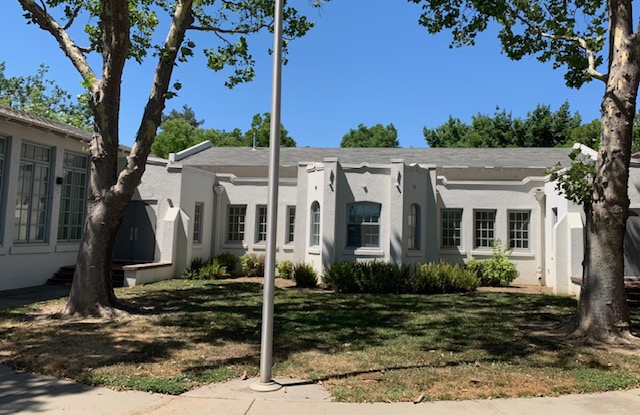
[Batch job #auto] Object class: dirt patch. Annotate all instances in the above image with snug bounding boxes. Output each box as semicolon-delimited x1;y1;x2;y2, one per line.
478;285;556;295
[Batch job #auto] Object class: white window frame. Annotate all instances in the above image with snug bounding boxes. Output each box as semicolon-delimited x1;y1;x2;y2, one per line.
57;151;89;242
226;205;246;243
408;203;420;250
441;208;463;248
256;205;267;243
310;201;320;247
508;210;530;250
474;209;496;249
286;205;296;243
347;202;381;248
14;142;52;243
193;202;204;243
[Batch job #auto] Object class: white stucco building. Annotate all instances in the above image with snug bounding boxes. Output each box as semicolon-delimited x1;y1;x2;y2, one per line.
2;106;640;294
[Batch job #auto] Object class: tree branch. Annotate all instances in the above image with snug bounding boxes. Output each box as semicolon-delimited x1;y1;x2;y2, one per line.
188;23;270;34
504;4;608;84
62;4;82;30
18;0;96;88
115;0;194;196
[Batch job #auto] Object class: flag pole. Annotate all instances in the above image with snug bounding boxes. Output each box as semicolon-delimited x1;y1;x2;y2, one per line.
250;0;284;392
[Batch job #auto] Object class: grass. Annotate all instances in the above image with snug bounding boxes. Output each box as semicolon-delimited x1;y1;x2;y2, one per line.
1;278;640;402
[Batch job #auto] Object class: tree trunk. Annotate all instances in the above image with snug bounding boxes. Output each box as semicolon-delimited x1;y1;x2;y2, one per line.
570;0;640;342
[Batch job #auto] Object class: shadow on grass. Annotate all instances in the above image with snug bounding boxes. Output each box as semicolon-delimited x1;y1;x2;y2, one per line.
2;279;636;394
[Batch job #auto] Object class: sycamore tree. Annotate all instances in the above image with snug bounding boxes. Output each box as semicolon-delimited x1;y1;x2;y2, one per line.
411;0;639;343
18;0;325;317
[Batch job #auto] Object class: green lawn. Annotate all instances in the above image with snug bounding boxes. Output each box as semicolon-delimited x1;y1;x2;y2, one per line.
1;279;639;402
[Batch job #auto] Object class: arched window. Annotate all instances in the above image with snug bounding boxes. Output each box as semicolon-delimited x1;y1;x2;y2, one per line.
408;203;420;250
310;201;320;246
347;202;381;248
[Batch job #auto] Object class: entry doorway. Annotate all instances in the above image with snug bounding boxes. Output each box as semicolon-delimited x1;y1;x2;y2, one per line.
113;200;157;262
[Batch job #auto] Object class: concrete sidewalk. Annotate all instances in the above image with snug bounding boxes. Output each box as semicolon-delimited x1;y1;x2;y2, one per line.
0;285;70;310
2;365;640;415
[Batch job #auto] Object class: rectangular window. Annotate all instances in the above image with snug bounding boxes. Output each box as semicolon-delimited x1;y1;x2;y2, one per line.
408;204;420;250
311;202;320;246
287;206;296;243
347;202;381;248
193;202;204;243
509;210;530;249
58;151;88;242
14;142;52;243
474;209;496;249
227;205;246;242
256;205;267;242
441;209;462;248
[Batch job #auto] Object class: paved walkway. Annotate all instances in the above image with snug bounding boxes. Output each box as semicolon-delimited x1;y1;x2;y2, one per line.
1;364;640;415
0;285;70;310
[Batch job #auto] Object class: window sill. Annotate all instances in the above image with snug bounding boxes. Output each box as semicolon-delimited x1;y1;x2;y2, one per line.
439;248;466;256
406;250;422;258
10;244;53;255
470;249;494;257
221;242;248;250
344;247;385;257
55;243;81;253
509;250;535;258
282;244;294;252
308;246;320;255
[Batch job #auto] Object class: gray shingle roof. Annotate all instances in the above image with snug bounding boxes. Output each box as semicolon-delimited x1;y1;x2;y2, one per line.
181;146;573;169
0;105;93;142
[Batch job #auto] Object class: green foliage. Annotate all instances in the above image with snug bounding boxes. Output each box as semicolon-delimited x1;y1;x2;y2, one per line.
182;257;229;280
277;260;294;280
411;0;607;88
466;243;519;287
340;123;399;148
152;111;296;157
547;147;595;206
240;253;265;277
424;103;582;148
293;263;318;288
152;117;207;158
0;62;92;129
215;252;238;274
199;259;230;279
323;261;411;294
413;262;479;294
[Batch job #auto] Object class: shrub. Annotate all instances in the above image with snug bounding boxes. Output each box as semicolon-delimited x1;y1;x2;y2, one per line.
240;253;265;277
277;260;294;279
199;259;230;279
293;262;318;288
466;242;519;287
323;261;411;294
413;262;479;294
215;252;238;274
182;257;207;279
323;262;361;293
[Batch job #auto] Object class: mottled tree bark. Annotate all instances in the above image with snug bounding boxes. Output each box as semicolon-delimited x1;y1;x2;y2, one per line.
570;0;640;342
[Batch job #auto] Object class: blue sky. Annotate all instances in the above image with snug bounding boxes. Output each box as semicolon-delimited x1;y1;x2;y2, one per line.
1;1;606;148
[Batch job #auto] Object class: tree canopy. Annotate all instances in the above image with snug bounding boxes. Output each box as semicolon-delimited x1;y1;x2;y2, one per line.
17;0;326;316
0;62;92;129
341;123;399;148
151;110;296;158
424;102;582;148
410;0;640;343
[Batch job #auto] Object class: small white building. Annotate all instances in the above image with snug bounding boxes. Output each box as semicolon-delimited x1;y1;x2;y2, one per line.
2;106;640;295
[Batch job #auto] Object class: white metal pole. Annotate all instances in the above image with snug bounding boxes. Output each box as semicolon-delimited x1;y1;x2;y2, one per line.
250;0;284;392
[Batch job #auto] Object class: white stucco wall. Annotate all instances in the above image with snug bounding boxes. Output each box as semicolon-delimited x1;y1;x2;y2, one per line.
436;170;547;285
0;123;90;290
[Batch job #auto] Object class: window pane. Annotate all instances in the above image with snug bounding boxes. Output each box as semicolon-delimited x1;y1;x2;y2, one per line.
347;202;380;248
474;210;495;248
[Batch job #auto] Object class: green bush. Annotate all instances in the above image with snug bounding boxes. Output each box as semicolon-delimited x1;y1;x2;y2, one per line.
240;253;265;277
323;262;361;293
277;260;294;279
215;252;238;274
413;262;479;294
182;257;207;279
323;261;411;294
466;242;519;287
293;262;318;288
199;259;230;279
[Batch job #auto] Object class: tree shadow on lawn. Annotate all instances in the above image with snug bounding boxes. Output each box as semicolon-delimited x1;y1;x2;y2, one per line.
1;280;633;388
